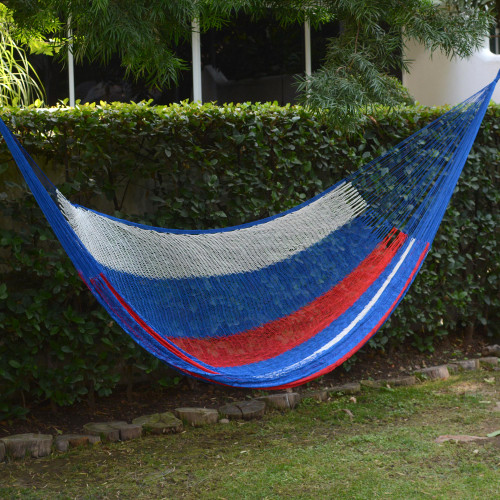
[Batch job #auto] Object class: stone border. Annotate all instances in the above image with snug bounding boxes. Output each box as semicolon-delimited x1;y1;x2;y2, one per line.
1;353;497;463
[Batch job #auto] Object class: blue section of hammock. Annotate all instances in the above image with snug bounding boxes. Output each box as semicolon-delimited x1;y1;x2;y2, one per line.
220;238;429;384
88;236;427;386
104;217;379;338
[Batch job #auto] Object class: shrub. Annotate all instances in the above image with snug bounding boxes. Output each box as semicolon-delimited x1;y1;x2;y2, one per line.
0;101;498;418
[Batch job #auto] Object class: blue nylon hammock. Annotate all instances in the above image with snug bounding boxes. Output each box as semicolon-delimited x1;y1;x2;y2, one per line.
1;72;498;389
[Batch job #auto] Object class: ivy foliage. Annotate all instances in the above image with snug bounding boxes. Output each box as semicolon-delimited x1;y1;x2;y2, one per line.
0;101;498;418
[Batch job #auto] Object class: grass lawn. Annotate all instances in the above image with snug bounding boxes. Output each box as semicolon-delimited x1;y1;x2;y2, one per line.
0;370;498;499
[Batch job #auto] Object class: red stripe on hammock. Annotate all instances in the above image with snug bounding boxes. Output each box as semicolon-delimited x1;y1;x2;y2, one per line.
96;274;220;375
170;230;408;367
268;241;430;389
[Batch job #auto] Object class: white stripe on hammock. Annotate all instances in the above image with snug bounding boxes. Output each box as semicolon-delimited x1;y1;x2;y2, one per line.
57;182;367;279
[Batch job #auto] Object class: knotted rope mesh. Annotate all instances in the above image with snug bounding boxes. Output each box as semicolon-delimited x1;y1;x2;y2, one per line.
1;72;497;388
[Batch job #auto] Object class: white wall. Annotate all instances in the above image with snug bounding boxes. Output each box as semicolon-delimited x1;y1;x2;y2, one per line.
403;37;500;106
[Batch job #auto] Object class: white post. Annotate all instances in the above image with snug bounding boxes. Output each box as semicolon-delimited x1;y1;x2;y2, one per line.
68;19;75;106
191;18;202;102
304;19;312;77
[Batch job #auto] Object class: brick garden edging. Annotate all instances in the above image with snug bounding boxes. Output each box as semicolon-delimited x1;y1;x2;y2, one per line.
0;352;498;463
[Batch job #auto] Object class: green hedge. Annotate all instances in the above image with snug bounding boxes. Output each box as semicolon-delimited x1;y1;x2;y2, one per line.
0;102;498;419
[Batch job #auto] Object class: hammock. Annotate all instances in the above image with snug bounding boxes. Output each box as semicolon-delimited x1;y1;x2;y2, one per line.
1;72;498;389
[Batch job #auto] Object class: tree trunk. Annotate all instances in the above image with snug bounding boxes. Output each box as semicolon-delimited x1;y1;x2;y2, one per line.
87;381;95;413
464;323;474;348
126;367;134;403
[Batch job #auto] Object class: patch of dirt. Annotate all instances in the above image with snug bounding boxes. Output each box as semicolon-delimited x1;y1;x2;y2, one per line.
445;377;499;400
0;336;491;438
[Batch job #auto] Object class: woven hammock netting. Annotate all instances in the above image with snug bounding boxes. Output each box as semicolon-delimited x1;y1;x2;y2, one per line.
1;73;498;389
